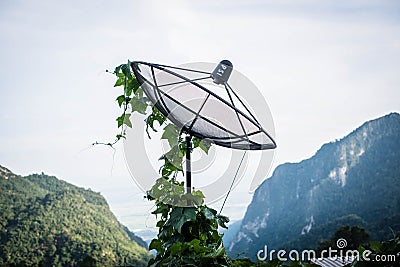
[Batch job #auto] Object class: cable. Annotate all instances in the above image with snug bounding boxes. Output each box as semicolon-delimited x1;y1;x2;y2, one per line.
219;151;247;214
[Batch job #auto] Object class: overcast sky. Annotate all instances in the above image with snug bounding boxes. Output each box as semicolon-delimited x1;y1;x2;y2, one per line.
1;0;399;236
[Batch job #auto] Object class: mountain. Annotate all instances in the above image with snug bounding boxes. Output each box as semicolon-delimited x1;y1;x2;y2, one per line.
221;220;242;248
0;166;151;266
228;112;400;260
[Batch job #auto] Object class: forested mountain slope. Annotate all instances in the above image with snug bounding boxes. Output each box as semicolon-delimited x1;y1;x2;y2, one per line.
0;166;151;266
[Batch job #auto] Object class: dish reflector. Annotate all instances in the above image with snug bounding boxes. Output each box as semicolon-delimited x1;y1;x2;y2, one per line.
131;61;276;150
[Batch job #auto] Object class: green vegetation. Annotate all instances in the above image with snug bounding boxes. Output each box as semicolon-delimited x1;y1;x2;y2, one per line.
317;225;370;252
147;192;230;266
354;233;400;266
0;166;151;266
317;226;399;267
109;62;230;266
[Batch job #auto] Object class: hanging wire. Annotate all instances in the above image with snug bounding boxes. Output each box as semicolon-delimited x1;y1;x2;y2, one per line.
219;151;247;214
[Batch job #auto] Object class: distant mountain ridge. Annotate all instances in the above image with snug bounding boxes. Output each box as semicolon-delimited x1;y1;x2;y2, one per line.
228;112;400;259
0;166;151;266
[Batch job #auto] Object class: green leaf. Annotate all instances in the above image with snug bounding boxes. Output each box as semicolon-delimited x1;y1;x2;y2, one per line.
123;113;132;128
199;139;212;154
121;63;132;79
193;137;212;154
156;220;165;228
167;207;197;233
145;106;167;134
149;239;162;251
205;241;225;258
189;239;207;254
169;242;182;256
203;206;217;220
124;84;133;96
114;64;123;74
114;76;125;87
161;124;179;147
217;214;230;229
115;134;125;140
163;145;184;170
116;113;132;128
182;192;204;206
126;77;140;95
116;95;125;107
370;241;382;253
130;96;148;114
191;190;205;199
116;115;123;128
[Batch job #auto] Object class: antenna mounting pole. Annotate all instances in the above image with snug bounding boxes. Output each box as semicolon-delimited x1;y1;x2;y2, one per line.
185;135;192;194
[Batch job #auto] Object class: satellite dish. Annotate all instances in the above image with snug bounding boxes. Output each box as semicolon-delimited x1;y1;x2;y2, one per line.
131;60;276;193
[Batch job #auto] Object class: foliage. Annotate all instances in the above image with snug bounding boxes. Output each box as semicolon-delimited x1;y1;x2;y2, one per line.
317;225;370;253
353;233;400;266
313;226;400;266
229;258;314;267
0;167;151;266
110;61;231;266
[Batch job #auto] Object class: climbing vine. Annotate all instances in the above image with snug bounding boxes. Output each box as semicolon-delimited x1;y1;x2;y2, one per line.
107;61;230;266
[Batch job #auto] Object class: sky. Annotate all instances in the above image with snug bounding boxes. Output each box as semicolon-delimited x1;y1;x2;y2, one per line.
1;0;399;239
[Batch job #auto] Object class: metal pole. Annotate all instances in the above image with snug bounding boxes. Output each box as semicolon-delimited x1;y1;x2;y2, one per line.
185;135;192;194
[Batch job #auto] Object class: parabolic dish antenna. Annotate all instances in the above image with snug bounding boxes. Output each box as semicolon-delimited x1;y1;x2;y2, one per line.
130;60;276;193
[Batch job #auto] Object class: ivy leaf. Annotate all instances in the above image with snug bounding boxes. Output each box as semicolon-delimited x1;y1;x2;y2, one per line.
189;239;207;254
163;145;184;170
182;192;204;206
199;139;212;154
156;220;165;228
191;190;205;199
124;83;133;97
159;155;182;176
116;113;132;128
130;96;147;114
116;114;124;128
121;63;132;79
148;178;170;200
116;95;125;107
126;76;140;95
161;124;179;148
114;75;125;87
145;107;167;137
116;134;125;140
205;241;225;258
114;64;123;74
193;137;212;154
167;207;196;233
164;234;185;249
203;206;217;220
152;201;170;217
123;113;132;128
169;242;182;256
149;239;163;251
217;214;230;229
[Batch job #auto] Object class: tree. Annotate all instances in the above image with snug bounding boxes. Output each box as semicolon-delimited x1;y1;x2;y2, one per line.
317;225;370;253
